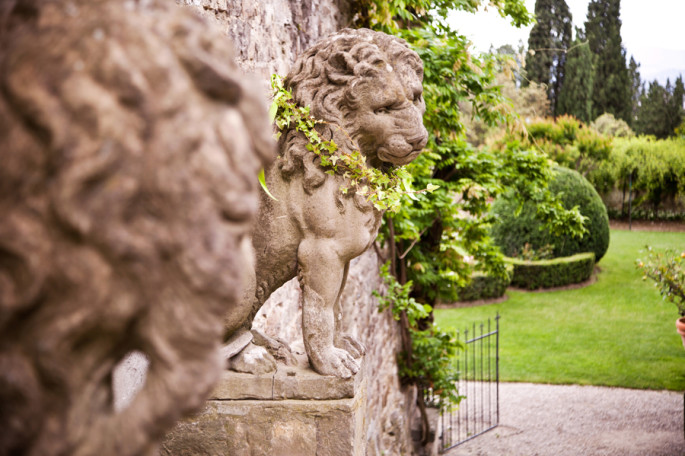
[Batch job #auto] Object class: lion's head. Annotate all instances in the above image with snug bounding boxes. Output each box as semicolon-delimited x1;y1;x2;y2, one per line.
278;28;428;192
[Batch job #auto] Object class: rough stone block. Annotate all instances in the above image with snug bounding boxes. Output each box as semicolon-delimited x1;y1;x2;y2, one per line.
162;365;366;456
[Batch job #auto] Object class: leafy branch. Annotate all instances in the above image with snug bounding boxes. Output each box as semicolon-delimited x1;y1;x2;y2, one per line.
638;247;685;317
374;262;463;410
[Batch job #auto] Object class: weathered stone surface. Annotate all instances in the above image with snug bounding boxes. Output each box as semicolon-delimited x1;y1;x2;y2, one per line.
0;1;273;454
220;330;254;360
209;356;363;401
177;0;351;79
113;352;150;412
225;28;428;381
163;372;366;456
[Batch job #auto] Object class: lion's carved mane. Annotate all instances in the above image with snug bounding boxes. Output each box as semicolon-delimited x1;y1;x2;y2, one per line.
0;1;273;455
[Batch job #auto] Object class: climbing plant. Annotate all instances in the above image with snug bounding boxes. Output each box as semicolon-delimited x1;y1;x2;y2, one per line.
355;6;586;304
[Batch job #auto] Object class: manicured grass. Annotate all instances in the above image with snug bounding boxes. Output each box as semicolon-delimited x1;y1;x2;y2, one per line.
435;229;685;391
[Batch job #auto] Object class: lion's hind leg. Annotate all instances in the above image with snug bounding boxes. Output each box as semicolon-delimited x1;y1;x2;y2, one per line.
298;240;361;378
332;262;366;359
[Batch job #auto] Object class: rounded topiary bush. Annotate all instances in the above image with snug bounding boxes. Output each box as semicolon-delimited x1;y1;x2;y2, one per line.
491;166;610;262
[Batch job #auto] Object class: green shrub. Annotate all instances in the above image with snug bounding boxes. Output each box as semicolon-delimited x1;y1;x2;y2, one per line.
456;265;513;301
507;252;595;289
604;136;685;210
523;116;612;175
491;166;610;262
590;113;635;138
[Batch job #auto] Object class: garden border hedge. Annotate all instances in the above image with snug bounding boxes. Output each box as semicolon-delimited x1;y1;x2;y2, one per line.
456;265;513;301
506;252;595;290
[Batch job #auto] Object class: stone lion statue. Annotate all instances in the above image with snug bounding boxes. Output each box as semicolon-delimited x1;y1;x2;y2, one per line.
0;1;272;455
224;28;428;379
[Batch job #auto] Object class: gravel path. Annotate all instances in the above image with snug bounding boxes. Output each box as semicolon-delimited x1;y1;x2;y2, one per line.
444;383;685;456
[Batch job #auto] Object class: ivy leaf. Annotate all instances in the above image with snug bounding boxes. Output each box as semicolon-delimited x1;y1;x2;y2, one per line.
258;168;278;201
268;100;278;123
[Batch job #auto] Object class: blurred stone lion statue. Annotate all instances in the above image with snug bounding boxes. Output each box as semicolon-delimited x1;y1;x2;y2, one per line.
0;1;273;455
224;28;428;379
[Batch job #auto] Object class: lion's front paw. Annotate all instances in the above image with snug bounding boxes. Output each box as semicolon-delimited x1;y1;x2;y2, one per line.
311;347;359;378
337;334;365;359
229;342;277;375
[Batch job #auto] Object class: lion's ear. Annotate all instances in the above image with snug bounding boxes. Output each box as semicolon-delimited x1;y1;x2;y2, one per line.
329;51;354;73
327;52;356;84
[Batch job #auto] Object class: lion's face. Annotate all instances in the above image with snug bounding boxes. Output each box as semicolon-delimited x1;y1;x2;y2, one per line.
345;63;428;168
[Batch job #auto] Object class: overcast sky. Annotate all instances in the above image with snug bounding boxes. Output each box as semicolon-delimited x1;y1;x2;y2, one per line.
447;0;685;85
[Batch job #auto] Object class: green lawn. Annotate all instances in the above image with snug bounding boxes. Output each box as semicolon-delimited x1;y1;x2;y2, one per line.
435;229;685;391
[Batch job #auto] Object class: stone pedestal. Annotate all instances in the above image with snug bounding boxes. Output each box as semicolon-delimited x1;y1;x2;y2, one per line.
161;360;366;456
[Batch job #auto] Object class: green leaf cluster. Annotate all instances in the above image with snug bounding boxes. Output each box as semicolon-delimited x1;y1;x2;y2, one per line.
514;116;685;216
599;136;685;210
590;113;634;138
637;247;685;317
374;263;463;408
516;115;612;180
378;28;586;306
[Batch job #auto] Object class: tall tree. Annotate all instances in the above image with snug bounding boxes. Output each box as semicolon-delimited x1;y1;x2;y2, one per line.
525;0;572;115
584;0;631;121
635;76;685;138
669;76;685;134
556;29;594;122
627;56;641;126
635;80;671;138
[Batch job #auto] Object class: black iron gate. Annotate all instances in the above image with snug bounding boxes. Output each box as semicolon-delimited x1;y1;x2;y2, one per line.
439;314;500;453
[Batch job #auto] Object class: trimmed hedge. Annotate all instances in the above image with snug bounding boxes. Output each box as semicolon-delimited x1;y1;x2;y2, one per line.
507;252;595;290
491;166;610;262
457;266;513;301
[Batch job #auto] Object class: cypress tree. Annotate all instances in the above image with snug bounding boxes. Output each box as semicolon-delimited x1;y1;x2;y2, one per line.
584;0;631;121
627;56;641;126
525;0;572;115
556;30;594;122
669;76;685;134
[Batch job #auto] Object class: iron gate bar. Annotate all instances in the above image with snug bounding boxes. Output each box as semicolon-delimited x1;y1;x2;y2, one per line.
439;313;500;453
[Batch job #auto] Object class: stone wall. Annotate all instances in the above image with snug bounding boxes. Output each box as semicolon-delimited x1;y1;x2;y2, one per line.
177;0;352;78
172;2;419;454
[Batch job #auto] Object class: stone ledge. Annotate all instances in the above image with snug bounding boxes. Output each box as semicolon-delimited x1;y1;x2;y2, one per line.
210;357;364;401
162;364;367;456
